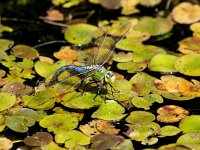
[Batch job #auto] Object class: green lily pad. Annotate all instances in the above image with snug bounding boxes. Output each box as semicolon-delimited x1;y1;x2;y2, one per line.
64;24;98;44
126;111;155;124
24;132;53;146
148;54;178;72
0;39;14;51
157;105;189;123
23;91;56;110
179;115;200;133
131;94;163;110
0;92;16;112
174;54;200;76
0;115;6;132
177;132;200;144
134;16;174;36
113;139;134;150
130;72;156;96
106;78;133;101
55;130;90;148
39;114;78;134
0;25;13;35
159;125;180;137
5;115;35;133
0;70;6;78
92;100;126;120
12;45;39;59
117;61;147;73
178;37;200;54
113;52;133;62
116;38;145;52
2;58;34;70
35;60;67;78
126;122;160;142
61;92;103;109
14;108;46;122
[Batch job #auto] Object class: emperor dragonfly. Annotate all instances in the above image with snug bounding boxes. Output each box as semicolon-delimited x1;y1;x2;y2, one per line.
45;23;131;95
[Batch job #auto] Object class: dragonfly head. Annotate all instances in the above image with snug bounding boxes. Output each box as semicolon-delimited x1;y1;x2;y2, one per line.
104;71;116;84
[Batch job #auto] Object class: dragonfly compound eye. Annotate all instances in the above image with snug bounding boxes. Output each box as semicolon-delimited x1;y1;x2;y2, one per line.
105;71;116;83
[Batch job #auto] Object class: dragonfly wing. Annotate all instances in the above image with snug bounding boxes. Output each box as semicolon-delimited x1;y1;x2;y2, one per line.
94;22;132;65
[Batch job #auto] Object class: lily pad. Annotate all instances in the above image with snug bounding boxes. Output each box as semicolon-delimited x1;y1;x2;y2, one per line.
2;81;32;96
0;92;16;112
64;23;98;44
39;114;78;134
175;54;200;76
131;94;163;110
0;39;14;51
134;16;174;36
179;115;200;133
35;60;67;78
178;37;200;54
100;0;121;9
61;92;103;109
130;72;156;96
5;115;35;133
12;44;39;59
55;130;90;148
126;111;155;124
159;125;180;137
140;0;161;7
177;132;200;144
148;54;178;72
91;133;124;150
0;137;13;150
157;105;189;123
92;100;126;120
172;2;200;24
23;91;56;110
24;132;53;146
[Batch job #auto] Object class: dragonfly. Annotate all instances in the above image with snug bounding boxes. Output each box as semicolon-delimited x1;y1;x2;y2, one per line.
45;22;131;95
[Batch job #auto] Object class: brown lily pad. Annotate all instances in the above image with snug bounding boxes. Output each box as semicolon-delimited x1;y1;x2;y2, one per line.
157;105;189;123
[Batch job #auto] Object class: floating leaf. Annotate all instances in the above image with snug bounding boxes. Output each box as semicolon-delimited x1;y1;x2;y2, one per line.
64;24;98;44
175;54;200;76
91;133;124;150
157;105;189;123
53;46;78;63
121;0;140;15
35;60;67;78
159;126;180;137
40;9;64;21
177;132;200;144
190;22;200;38
172;2;200;24
41;141;66;150
179;115;200;133
24;132;53;146
126;111;155;124
12;45;39;59
113;139;134;150
39;114;78;134
148;54;178;72
154;75;200;98
178;37;200;54
0;39;14;51
113;52;133;62
0;115;6;132
130;72;156;96
0;92;16;112
131;94;163;110
96;119;120;134
117;61;147;73
92;100;126;120
23;91;56;110
2;82;32;96
134;17;174;36
100;0;121;9
106;78;133;101
55;130;90;148
140;0;161;7
0;137;13;150
5;115;35;133
61;92;103;109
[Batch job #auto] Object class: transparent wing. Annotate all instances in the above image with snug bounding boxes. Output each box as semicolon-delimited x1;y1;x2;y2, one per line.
74;22;131;66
